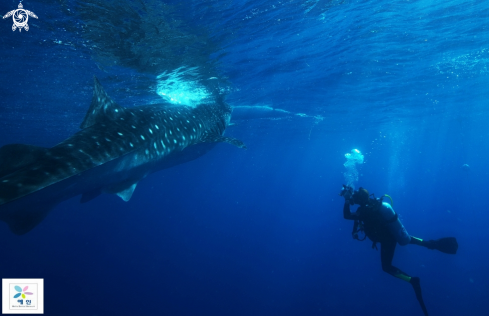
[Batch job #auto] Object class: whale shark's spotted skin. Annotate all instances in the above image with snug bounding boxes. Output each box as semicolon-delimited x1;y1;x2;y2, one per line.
0;77;245;235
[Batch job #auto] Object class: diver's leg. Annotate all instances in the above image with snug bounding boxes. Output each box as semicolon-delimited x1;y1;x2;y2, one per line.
381;239;429;315
380;239;411;281
410;236;424;246
410;236;433;248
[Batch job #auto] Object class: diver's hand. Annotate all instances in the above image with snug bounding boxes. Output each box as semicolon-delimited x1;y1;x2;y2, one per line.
340;185;353;203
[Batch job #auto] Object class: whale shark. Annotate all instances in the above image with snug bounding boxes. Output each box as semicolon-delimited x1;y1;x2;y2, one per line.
0;77;245;235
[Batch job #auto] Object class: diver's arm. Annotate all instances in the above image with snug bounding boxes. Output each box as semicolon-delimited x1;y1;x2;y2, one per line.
343;201;357;220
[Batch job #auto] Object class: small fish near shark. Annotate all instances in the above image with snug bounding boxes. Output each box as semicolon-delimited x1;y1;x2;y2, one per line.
0;77;245;235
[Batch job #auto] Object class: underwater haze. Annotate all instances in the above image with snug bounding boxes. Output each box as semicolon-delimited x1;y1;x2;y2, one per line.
0;0;488;315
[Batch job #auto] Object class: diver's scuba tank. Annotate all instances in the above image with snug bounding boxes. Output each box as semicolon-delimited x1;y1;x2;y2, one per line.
377;196;410;246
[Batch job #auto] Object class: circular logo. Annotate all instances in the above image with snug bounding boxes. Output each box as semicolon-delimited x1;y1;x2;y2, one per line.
13;9;28;28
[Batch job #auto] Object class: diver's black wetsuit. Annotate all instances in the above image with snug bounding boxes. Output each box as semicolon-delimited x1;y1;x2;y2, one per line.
343;202;429;316
344;203;409;278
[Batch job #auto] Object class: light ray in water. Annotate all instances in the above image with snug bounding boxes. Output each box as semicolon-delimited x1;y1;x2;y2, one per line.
156;67;212;107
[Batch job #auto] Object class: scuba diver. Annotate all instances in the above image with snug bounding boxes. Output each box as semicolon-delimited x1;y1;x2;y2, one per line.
340;185;458;316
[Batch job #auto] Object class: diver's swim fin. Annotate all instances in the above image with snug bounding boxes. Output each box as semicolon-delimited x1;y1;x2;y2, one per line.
410;277;429;316
427;237;458;254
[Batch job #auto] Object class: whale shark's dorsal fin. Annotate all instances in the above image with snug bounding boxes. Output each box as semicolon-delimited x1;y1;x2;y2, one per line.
80;77;125;129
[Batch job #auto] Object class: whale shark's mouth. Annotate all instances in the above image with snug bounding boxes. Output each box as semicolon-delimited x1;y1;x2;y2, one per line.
156;66;213;108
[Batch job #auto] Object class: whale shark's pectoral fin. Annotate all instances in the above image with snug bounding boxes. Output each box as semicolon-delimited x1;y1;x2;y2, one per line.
104;181;139;202
200;134;246;149
0;144;48;178
80;77;126;129
80;189;102;204
220;136;247;149
115;183;138;202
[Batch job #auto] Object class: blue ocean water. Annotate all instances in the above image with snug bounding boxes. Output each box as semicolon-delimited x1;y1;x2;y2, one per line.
0;0;488;315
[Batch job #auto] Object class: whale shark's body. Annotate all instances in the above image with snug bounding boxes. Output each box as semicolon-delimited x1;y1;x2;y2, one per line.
0;77;245;235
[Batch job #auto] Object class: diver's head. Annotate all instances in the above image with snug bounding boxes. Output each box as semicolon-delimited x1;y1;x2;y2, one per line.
352;187;369;206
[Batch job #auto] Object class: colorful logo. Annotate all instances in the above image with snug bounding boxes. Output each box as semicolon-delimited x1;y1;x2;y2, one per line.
13;285;33;299
2;279;44;314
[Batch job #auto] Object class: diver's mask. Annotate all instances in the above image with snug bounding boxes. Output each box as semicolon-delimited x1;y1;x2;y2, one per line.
352;187;369;206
